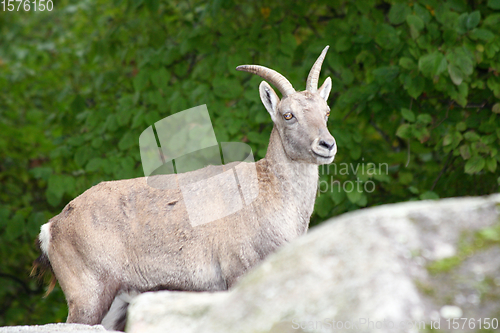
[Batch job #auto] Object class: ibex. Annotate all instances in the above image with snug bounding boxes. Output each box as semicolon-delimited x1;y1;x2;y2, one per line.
32;46;336;331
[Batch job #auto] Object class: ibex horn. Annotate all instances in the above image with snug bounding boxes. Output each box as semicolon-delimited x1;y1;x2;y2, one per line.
306;46;329;92
236;65;296;98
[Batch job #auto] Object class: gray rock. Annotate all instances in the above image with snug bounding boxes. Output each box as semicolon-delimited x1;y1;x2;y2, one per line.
127;194;500;333
0;324;117;333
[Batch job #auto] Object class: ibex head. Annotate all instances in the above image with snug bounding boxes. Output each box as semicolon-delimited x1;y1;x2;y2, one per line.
237;46;336;165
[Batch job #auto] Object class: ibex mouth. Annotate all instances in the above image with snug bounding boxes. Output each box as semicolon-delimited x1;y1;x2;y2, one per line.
312;150;331;158
312;149;335;165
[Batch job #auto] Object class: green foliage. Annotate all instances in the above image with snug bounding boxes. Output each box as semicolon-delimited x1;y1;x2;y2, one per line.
0;0;499;325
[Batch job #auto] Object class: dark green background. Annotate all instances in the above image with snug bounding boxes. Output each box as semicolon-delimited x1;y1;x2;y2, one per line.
1;0;499;325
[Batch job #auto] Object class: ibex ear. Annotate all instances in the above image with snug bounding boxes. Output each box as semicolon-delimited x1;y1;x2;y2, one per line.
318;77;332;102
259;81;280;122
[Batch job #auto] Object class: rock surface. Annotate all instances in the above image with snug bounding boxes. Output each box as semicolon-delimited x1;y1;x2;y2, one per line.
3;195;499;332
127;194;500;333
0;324;117;333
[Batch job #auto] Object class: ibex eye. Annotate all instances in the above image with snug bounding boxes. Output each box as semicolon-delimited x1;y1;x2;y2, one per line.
283;112;294;120
326;110;330;117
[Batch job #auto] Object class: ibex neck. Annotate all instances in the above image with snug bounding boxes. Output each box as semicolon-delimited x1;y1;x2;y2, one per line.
265;127;290;166
262;127;319;231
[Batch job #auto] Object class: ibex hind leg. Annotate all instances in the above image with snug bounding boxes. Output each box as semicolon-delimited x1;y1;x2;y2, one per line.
65;290;115;326
63;275;119;326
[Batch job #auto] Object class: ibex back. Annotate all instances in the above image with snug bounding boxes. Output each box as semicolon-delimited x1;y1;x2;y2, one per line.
32;46;336;331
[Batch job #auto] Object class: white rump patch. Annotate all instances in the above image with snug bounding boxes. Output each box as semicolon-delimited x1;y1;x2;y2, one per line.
39;222;52;258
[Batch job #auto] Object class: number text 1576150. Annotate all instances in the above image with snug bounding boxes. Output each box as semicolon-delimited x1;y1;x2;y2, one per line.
1;0;53;11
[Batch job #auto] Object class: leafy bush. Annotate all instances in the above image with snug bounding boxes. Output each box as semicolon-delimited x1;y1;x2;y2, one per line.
0;0;499;324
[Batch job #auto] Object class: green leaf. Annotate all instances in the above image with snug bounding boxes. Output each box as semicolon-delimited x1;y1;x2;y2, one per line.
398;171;413;185
443;130;463;148
401;108;415;122
46;190;61;207
466;11;481;30
334;36;351;52
144;111;160;125
349;144;362;160
151;67;170;89
414;3;432;24
0;207;9;229
118;132;136;150
419;191;439;200
408;186;419;194
396;124;412;139
75;146;93;167
133;69;150;92
46;174;65;203
465;156;485;174
399;57;416;70
106;114;119;132
213;77;243;99
27;212;45;237
484;13;500;26
443;133;454;146
488;0;500;9
460;144;471;159
414;126;430;143
132;109;145;129
464;131;480;142
146;0;159;12
375;24;399;49
419;52;447;77
91;137;103;149
346;185;363;204
442;29;458;45
447;64;464;85
61;175;75;196
30;167;52;181
456;122;467;132
456;82;469;107
417;114;433;125
486;158;497;172
86;158;103;172
402;74;425;98
373;66;399;83
456;51;474;75
406;15;425;39
389;3;411;25
330;183;346;205
314;193;332;218
469;28;495;41
448;0;467;12
487;77;500;98
492;103;500;114
356;193;368;207
70;95;86;113
340;68;354;85
457;13;469;34
5;213;25;241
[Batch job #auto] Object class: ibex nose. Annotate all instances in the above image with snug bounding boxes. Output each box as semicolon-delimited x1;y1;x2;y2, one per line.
318;138;335;151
